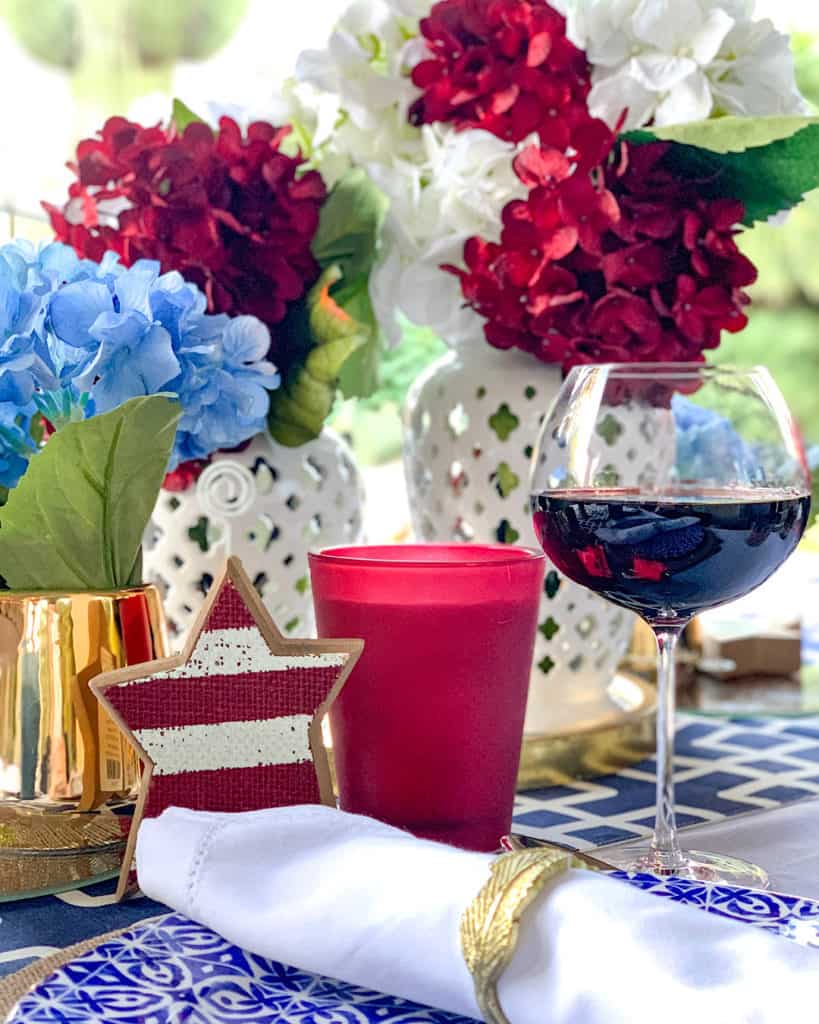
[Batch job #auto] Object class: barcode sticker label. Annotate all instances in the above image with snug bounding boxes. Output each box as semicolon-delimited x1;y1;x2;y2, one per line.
98;704;124;791
122;736;139;794
96;647;124;792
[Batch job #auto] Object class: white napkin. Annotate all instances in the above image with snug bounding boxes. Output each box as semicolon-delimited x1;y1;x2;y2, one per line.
137;805;819;1024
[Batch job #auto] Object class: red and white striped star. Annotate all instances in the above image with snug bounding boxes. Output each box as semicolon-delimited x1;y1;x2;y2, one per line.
91;556;363;898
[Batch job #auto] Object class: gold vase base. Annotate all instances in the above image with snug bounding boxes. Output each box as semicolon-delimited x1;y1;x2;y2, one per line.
0;804;128;901
518;673;657;790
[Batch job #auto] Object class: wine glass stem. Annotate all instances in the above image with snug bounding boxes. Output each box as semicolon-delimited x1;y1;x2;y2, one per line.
651;625;686;872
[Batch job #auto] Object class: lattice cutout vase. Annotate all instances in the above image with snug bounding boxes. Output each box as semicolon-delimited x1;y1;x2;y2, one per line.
143;430;365;646
404;345;652;737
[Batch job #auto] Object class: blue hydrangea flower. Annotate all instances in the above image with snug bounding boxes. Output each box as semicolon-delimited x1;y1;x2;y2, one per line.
0;241;280;487
0;403;37;491
672;395;754;484
173;317;280;463
74;313;182;413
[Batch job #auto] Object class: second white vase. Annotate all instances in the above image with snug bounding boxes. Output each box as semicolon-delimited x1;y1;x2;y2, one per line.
403;343;641;738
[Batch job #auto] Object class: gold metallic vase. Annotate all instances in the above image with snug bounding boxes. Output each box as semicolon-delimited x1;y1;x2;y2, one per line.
0;586;167;897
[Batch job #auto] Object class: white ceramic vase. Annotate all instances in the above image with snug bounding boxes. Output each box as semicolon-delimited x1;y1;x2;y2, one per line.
403;343;641;737
143;429;365;646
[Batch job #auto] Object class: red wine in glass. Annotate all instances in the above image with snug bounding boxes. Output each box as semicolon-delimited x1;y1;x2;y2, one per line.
529;363;812;888
532;489;810;626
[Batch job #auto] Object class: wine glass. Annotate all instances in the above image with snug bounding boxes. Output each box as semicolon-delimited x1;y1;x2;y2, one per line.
530;364;811;887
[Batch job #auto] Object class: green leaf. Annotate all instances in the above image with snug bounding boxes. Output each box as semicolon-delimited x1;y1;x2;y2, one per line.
268;268;368;447
311;168;388;282
171;97;205;132
625;115;819;154
333;276;382;399
0;396;181;591
268;168;388;427
625;121;819;225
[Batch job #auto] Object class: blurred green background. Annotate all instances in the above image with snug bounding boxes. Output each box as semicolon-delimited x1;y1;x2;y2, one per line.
716;32;819;443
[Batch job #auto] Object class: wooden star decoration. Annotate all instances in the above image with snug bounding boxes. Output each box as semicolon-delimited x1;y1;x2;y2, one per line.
91;556;363;900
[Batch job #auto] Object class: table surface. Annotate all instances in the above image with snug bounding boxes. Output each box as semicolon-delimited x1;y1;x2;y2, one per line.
3;710;819;982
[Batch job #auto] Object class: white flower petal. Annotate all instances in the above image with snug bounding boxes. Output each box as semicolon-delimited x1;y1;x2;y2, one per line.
381;0;428;19
327;29;368;68
630;53;698;90
369;246;406;349
631;0;694;54
565;0;638;66
653;71;713;125
398;241;485;347
295;48;340;92
689;8;736;65
400;36;430;72
718;0;755;17
339;0;394;37
587;66;661;129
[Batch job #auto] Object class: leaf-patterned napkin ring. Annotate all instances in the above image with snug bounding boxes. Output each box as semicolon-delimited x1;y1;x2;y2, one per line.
460;847;601;1024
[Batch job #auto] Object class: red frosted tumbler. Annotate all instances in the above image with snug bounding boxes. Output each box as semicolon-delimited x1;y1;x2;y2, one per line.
309;544;545;852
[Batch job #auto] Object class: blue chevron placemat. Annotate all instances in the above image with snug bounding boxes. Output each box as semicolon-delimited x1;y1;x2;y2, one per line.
513;713;819;849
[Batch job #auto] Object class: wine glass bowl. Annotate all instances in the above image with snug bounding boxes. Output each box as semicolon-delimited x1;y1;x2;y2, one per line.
530;364;811;886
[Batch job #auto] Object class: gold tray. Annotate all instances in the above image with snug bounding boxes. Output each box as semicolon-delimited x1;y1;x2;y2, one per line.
0;849;122;902
518;673;657;789
0;804;127;901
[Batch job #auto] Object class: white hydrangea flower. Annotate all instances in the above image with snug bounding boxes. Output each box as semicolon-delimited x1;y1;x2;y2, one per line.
293;0;429;177
366;127;527;346
296;0;415;131
368;223;408;349
370;127;524;249
369;220;487;349
397;236;487;347
560;0;806;129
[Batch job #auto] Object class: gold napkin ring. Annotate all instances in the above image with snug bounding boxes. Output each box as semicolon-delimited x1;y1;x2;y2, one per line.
460;847;601;1024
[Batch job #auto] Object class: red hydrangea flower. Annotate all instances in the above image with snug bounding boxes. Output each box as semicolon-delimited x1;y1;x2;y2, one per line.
44;115;327;363
450;140;758;371
409;0;595;148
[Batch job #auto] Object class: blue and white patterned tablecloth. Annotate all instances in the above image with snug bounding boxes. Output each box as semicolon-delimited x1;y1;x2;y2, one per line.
3;711;819;980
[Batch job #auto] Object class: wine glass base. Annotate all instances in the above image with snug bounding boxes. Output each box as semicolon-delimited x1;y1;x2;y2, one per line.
600;844;770;889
